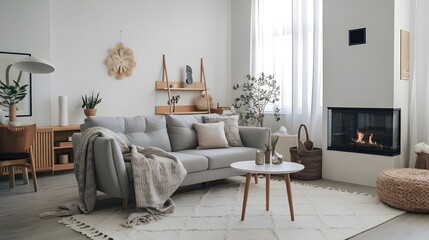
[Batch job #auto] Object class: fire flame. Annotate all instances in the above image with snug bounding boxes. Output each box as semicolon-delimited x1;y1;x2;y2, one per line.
355;130;377;145
356;131;365;143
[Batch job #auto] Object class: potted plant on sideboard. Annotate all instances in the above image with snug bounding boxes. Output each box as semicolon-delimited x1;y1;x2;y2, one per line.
81;92;102;117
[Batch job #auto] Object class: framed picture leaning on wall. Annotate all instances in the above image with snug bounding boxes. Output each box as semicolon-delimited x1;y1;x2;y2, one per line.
0;51;32;117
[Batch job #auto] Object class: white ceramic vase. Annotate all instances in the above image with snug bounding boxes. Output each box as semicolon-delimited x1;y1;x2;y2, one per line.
58;96;68;126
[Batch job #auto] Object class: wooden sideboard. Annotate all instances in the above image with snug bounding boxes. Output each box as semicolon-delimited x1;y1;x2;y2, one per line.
1;125;80;176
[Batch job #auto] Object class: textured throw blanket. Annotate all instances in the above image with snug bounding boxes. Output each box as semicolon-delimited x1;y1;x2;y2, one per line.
40;127;187;227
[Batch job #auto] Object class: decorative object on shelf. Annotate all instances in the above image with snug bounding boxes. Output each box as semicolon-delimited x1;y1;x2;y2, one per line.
55;141;73;148
232;72;280;127
58;96;68;126
167;95;180;113
58;154;69;164
81;92;102;117
255;150;265;165
195;93;213;111
106;42;136;80
185;65;193;85
0;52;55;125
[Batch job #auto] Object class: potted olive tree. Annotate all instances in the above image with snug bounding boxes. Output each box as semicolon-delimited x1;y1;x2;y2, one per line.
81;92;102;117
232;72;281;127
0;80;28;125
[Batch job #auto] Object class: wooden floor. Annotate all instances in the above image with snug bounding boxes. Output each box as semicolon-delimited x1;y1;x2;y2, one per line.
0;172;428;240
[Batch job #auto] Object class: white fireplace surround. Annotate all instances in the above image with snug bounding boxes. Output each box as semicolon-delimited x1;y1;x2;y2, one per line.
322;0;410;187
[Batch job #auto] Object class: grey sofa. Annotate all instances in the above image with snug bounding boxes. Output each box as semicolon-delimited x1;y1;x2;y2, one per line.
72;114;270;207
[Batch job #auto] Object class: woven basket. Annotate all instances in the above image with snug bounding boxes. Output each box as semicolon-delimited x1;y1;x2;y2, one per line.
377;168;429;213
415;153;429;170
290;124;322;180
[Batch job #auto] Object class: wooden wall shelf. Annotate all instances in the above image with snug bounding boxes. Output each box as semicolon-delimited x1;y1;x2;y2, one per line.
155;105;209;115
155;81;207;91
155;54;211;115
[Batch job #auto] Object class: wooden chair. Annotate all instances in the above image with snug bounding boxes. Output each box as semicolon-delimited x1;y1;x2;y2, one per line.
0;124;38;191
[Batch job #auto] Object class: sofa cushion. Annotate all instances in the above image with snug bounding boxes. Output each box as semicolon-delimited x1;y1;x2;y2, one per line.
83;115;171;152
166;115;205;151
203;115;243;147
125;152;208;181
193;121;230;149
169;152;209;173
178;147;258;170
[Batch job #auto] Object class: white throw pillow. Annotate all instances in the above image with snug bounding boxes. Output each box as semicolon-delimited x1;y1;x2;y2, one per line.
203;115;243;147
193;121;230;149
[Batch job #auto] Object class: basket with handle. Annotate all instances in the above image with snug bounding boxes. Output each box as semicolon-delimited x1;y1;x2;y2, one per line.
290;124;322;180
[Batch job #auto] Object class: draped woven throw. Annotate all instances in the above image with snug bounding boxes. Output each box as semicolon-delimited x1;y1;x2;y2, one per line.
40;127;187;227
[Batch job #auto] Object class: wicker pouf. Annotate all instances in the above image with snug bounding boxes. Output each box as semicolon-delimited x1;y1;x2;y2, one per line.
377;168;429;213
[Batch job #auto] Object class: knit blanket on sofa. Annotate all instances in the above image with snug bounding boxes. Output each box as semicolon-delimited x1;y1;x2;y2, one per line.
40;127;187;227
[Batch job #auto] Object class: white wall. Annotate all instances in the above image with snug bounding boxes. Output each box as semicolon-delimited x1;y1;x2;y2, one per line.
0;0;51;126
231;0;251;91
1;0;230;125
50;0;229;125
394;0;411;167
323;0;410;186
324;0;394;109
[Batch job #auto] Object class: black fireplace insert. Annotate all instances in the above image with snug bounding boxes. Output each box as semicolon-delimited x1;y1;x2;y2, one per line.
327;107;400;156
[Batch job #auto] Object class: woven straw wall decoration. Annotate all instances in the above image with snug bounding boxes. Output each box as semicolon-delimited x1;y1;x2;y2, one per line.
106;42;136;80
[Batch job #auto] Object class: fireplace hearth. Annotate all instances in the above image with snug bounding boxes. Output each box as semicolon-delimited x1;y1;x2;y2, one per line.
327;107;400;156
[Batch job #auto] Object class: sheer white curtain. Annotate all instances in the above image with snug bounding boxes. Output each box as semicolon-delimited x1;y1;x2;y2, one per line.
250;0;323;146
409;0;429;167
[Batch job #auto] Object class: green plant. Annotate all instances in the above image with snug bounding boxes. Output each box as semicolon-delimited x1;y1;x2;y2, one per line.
0;80;28;108
81;92;102;109
271;135;280;152
232;72;280;127
265;135;280;152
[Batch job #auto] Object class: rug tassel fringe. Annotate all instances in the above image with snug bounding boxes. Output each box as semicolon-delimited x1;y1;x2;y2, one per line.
122;213;166;228
60;216;112;240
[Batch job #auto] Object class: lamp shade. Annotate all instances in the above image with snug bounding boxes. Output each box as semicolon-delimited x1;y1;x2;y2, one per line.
12;56;55;74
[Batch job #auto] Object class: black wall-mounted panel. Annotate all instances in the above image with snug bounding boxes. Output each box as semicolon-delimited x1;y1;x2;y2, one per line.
349;28;366;46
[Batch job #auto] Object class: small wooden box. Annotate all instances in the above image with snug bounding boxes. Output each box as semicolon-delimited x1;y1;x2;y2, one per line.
54;141;73;148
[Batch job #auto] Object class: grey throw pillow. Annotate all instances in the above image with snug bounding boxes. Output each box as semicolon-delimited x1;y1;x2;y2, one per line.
203;115;243;147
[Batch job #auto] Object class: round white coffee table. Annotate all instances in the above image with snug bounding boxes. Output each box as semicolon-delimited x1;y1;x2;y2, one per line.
231;160;304;221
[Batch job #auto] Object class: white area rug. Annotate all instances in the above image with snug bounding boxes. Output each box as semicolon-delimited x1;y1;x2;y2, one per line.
60;178;404;240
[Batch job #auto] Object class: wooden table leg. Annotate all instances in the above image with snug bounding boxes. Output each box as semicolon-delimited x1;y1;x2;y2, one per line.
241;172;252;221
284;173;295;221
266;174;270;211
253;173;258;184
